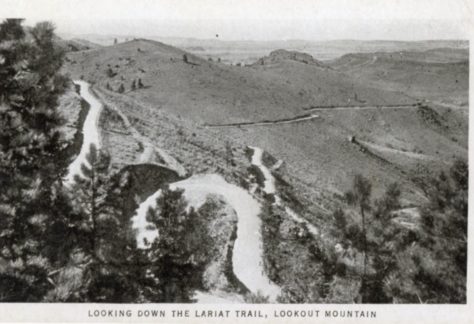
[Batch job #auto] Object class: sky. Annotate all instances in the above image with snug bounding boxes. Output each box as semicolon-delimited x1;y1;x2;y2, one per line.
1;0;472;40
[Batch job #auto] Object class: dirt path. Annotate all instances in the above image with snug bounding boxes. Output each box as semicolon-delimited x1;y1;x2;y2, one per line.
132;173;281;301
355;55;378;69
428;100;467;110
305;104;417;112
249;146;319;236
358;140;439;162
205;113;319;128
74;82;280;301
93;88;187;176
65;80;103;184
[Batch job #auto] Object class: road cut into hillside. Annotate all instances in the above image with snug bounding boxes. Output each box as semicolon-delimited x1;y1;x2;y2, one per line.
65;80;103;184
132;173;281;302
249;146;319;236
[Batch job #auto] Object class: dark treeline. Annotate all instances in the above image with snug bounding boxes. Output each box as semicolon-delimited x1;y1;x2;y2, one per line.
0;19;209;302
332;160;468;303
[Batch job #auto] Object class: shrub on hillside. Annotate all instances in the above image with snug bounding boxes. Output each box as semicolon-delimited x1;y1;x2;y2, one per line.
334;161;468;303
106;67;116;78
247;165;265;187
244;291;270;303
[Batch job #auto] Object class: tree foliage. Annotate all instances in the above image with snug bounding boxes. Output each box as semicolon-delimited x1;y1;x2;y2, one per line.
65;144;143;302
389;159;468;303
146;186;212;302
335;162;468;303
0;18;70;301
344;175;372;279
337;178;410;302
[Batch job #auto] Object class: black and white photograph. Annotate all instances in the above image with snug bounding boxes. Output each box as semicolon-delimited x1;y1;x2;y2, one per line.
0;0;471;322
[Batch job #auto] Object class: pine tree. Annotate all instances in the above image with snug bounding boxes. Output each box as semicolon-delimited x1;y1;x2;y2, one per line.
69;144;112;259
338;170;468;303
342;175;396;302
66;144;143;302
0;19;71;301
407;159;467;303
117;83;125;93
147;186;212;302
345;175;372;280
362;183;401;303
131;79;136;91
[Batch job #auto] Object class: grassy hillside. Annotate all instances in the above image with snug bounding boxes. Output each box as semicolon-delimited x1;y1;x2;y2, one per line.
62;39;468;237
64;39;414;124
249;50;414;108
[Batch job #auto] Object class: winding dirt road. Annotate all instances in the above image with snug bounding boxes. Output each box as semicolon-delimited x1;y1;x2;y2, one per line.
132;174;281;301
65;80;103;184
205;113;319;128
305;104;417;112
249;146;319;236
72;81;281;302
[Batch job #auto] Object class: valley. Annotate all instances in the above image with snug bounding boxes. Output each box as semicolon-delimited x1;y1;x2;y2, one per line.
51;33;471;303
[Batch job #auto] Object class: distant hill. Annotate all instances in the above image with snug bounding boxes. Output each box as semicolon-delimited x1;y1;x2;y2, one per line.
61;35;468;63
55;37;102;52
328;48;469;105
63;39;413;124
252;49;326;67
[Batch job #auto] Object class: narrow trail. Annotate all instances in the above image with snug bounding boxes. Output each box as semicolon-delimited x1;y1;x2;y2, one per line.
65;80;103;184
357;140;439;162
205;113;319;128
94;88;187;176
132;174;281;302
249;146;319;236
428;100;467;110
304;104;417;112
72;82;281;301
353;55;378;69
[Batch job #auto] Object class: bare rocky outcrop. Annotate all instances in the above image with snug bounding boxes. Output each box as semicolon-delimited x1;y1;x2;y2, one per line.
253;49;326;67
